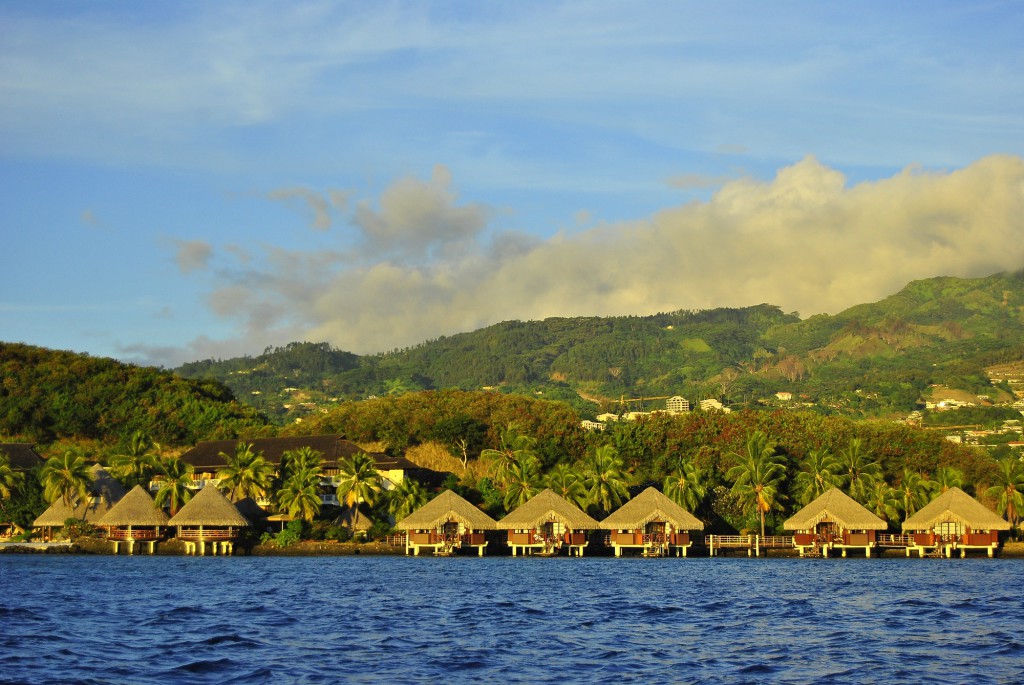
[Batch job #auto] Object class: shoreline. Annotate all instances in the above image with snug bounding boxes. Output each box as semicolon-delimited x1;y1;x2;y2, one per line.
3;539;1023;558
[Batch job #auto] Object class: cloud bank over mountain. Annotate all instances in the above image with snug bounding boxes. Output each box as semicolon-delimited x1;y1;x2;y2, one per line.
164;154;1024;364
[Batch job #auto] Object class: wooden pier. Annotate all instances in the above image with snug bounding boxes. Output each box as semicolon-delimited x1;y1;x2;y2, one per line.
705;534;794;557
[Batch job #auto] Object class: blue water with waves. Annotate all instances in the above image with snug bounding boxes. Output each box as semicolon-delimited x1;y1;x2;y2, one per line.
1;556;1022;684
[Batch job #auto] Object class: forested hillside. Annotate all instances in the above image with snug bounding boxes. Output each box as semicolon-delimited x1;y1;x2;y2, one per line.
0;342;269;445
176;271;1024;421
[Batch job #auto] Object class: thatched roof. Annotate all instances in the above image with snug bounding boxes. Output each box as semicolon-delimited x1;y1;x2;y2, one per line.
499;489;600;531
902;487;1010;532
0;443;45;471
167;485;250;527
396;490;498;531
600;487;704;531
98;485;169;527
784;487;887;531
33;465;126;527
179;434;418;472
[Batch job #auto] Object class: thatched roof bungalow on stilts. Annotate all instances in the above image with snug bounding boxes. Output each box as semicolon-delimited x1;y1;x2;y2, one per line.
600;487;704;557
784;488;888;558
396;490;497;556
97;484;169;555
902;487;1010;558
167;485;249;556
499;489;600;557
32;465;126;541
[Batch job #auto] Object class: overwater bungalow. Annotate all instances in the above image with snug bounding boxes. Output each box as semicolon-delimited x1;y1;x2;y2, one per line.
396;490;497;556
167;484;250;555
600;487;704;557
500;489;600;557
97;484;169;555
32;465;126;541
902;487;1010;558
784;488;888;557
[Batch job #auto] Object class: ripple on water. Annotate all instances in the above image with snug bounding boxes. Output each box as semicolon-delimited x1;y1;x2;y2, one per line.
0;556;1023;684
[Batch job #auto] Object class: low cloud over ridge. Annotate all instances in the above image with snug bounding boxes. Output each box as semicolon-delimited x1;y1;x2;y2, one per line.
167;155;1024;363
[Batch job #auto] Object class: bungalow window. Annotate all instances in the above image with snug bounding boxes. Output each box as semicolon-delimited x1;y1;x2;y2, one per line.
935;521;963;539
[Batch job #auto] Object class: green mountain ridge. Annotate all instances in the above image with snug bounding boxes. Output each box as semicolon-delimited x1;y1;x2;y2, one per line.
176;270;1024;421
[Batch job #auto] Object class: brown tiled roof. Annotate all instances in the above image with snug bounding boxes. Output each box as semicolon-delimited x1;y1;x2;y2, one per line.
179;434;418;471
0;443;46;471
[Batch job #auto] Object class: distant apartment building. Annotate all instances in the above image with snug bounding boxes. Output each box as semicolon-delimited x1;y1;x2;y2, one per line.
666;396;690;414
580;420;606;432
700;398;726;412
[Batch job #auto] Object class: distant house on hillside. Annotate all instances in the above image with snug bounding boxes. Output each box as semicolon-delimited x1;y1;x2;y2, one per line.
775;391;793;402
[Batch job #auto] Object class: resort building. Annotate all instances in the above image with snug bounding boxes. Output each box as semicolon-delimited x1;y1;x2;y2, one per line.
167;484;250;555
902;487;1010;558
783;488;888;557
177;434;423;505
600;487;704;557
396;490;497;556
32;465;126;541
0;443;45;472
98;484;169;555
499;489;600;557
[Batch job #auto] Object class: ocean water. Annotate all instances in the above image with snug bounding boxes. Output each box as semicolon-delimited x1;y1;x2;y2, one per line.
1;555;1022;684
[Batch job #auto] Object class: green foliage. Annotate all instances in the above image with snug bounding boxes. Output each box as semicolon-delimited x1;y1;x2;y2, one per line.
0;342;268;444
61;517;99;541
262;519;305;548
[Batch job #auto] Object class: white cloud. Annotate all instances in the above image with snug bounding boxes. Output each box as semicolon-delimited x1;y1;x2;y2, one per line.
169;155;1024;360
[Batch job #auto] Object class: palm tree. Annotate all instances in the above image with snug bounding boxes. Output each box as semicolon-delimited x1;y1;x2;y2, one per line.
276;462;323;522
793;448;840;506
389;477;429;521
663;459;708;513
154;457;194;515
583;444;630;515
481;424;539;487
502;455;542;511
0;451;22;520
109;431;160;489
216;442;275;502
726;431;787;538
40;449;92;506
836;438;882;503
930;466;964;497
545;463;587;509
335;452;381;528
895;469;932;519
985;457;1024;529
866;480;901;525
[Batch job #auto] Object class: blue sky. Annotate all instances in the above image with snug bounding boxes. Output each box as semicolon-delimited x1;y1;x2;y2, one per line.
2;1;1023;367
